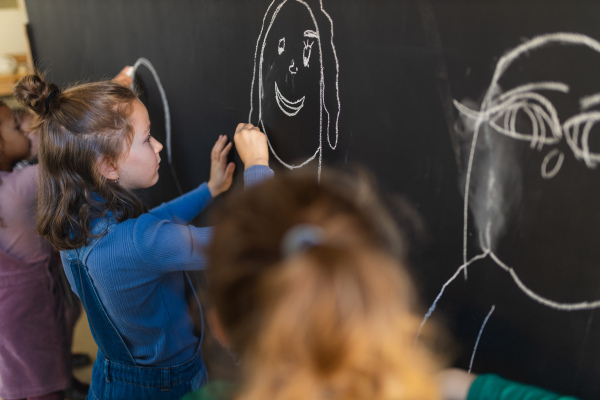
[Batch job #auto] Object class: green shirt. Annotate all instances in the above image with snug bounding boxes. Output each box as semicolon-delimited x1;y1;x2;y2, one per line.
468;374;580;400
182;381;238;400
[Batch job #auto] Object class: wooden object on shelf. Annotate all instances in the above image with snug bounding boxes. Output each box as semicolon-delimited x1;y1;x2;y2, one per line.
0;72;26;97
0;51;31;97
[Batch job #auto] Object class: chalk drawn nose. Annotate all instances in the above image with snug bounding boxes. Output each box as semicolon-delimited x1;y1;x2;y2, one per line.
289;59;298;75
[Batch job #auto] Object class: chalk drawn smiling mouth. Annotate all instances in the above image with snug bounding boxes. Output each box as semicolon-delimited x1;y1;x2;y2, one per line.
275;82;305;116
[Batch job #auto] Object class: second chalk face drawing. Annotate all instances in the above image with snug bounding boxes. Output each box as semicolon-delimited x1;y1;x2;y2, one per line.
250;0;340;176
421;32;600;371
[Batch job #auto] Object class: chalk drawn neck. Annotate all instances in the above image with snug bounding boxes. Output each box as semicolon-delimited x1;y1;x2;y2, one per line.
275;82;305;116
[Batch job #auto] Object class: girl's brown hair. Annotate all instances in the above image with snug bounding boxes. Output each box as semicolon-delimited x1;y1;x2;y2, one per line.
207;169;441;400
14;74;147;250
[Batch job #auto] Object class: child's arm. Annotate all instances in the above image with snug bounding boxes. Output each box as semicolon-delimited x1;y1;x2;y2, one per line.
150;123;271;222
150;183;214;224
132;214;212;271
466;373;580;400
150;135;234;223
438;368;581;400
437;368;476;400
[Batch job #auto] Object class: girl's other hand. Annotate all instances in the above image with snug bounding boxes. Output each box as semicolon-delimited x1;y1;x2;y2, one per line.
207;135;236;197
233;123;269;169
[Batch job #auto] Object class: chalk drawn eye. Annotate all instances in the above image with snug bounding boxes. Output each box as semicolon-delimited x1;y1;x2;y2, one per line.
563;112;600;168
278;38;285;55
303;40;314;67
488;91;562;151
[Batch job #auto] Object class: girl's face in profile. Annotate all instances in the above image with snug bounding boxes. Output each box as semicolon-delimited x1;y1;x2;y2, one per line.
0;105;30;171
116;101;163;190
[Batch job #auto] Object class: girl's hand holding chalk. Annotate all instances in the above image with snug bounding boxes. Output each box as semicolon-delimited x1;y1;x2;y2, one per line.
233;123;269;169
207;135;236;197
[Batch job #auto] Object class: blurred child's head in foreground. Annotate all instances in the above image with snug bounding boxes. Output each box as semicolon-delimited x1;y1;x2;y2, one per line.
207;169;441;400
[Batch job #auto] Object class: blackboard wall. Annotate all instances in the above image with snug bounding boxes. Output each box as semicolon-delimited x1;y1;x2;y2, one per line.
25;1;600;398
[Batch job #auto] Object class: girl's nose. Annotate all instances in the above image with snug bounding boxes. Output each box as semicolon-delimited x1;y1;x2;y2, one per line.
289;59;298;75
152;137;163;153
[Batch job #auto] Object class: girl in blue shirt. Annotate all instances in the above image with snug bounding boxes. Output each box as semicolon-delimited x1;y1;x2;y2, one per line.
14;74;272;399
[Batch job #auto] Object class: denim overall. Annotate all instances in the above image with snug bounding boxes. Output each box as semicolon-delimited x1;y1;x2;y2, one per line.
63;219;208;399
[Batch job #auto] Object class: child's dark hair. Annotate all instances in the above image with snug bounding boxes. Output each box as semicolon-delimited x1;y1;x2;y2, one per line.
14;74;147;250
207;169;441;400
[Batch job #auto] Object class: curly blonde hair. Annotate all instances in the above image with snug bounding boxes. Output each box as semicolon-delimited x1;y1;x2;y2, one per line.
208;169;441;400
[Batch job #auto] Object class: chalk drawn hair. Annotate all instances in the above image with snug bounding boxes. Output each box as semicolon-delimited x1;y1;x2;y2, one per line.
249;0;340;154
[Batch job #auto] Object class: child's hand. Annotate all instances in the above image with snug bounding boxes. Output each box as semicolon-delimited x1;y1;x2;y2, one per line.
207;135;236;197
436;368;476;400
112;66;133;88
233;123;269;169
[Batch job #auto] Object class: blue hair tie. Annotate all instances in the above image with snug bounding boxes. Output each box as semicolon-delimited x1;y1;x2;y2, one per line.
281;224;324;257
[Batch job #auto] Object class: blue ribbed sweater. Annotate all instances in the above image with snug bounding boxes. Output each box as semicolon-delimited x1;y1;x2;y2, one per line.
61;165;273;366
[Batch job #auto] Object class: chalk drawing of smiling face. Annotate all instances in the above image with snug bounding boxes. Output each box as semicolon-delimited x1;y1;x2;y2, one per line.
250;0;340;176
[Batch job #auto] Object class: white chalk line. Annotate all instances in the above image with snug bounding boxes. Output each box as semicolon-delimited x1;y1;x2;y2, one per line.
468;305;495;374
563;112;600;167
417;252;489;339
250;0;340;179
580;93;600;111
260;120;319;170
131;57;182;194
489;251;600;310
541;148;564;179
419;248;600;342
426;31;600;370
275;82;305;116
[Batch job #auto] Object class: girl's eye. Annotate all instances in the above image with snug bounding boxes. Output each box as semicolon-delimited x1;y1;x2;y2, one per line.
146;135;152;143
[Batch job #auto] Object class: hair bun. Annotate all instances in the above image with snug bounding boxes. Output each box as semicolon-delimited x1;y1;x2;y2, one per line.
14;74;60;116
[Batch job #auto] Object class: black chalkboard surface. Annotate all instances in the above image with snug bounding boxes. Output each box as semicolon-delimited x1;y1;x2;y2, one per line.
25;1;600;398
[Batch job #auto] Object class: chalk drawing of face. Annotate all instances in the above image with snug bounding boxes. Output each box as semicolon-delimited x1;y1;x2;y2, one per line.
456;33;600;182
250;0;340;177
421;34;600;369
457;32;600;277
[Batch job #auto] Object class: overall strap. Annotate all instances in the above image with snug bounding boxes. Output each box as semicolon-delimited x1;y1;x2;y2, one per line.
184;271;205;350
67;218;136;365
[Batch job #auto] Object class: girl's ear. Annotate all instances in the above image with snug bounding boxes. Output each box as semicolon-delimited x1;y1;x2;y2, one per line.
97;156;119;181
